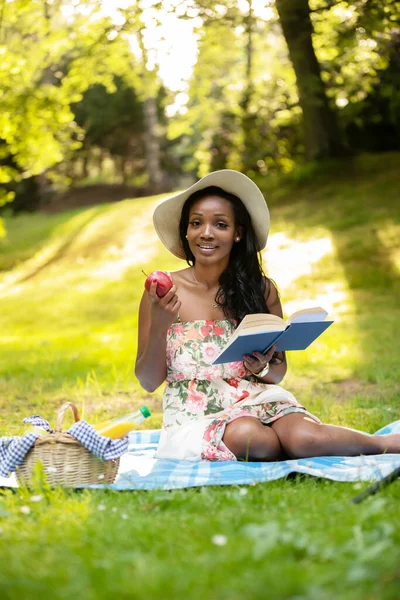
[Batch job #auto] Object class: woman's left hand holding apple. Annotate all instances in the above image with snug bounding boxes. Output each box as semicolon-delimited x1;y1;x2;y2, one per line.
147;280;181;332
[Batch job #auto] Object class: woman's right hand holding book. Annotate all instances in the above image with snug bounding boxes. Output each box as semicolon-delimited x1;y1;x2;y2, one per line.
243;344;277;377
243;345;287;384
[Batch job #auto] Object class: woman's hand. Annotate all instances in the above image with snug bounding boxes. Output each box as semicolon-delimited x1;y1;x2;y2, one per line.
243;344;277;376
147;281;181;332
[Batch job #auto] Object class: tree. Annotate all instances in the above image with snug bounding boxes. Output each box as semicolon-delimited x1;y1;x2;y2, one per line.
172;16;244;176
0;0;141;214
119;1;168;193
71;77;146;183
275;0;344;160
311;0;400;153
167;1;303;175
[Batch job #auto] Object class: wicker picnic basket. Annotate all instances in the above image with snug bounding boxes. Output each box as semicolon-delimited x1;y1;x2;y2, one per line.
16;402;120;488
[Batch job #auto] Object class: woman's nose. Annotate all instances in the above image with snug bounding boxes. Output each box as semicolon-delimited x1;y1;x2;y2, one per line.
201;223;213;238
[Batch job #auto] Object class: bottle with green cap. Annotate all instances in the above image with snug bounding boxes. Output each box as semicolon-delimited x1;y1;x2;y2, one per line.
94;406;151;439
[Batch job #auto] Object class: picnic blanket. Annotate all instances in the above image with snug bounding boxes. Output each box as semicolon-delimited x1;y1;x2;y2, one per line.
1;420;400;490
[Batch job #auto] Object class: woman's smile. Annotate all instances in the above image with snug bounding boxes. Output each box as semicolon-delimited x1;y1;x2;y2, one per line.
197;243;218;255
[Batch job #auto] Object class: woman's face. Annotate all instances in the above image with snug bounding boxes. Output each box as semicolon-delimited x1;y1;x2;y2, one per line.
186;195;241;265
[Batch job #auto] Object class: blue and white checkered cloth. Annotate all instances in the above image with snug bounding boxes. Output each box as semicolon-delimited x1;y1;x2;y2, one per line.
1;420;399;489
0;415;128;478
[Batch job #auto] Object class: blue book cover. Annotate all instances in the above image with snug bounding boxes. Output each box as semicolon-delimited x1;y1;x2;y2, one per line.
213;320;333;365
274;321;333;351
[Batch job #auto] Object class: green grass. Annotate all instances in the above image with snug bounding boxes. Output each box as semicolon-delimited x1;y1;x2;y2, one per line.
1;152;400;599
0;482;399;600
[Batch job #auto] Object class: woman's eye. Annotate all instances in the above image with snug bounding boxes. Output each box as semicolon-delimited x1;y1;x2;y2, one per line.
216;222;228;229
189;220;201;227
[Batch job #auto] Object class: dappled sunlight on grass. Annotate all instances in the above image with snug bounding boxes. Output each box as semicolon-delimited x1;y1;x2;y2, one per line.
263;230;353;320
0;195;165;296
0;208;104;292
90;204;159;282
285;282;348;319
263;232;334;289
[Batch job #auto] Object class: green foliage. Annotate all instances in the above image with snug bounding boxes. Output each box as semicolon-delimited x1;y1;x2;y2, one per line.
0;0;142;212
169;18;243;175
69;76;146;186
73;78;144;155
169;8;301;176
1;0;399;225
67;76;172;187
171;0;399;175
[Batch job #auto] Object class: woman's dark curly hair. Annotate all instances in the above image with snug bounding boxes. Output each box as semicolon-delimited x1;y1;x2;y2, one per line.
179;185;273;324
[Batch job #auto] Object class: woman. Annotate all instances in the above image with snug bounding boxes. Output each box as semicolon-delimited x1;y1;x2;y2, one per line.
135;169;400;461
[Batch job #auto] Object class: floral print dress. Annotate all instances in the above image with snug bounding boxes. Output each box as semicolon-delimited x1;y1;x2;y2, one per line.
155;319;319;462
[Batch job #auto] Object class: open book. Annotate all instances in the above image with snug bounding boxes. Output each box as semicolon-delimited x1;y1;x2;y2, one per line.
212;306;333;365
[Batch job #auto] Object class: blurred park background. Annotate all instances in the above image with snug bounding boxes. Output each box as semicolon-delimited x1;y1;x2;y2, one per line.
0;0;399;217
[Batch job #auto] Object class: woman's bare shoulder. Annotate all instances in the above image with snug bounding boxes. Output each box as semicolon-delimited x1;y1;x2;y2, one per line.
168;268;192;285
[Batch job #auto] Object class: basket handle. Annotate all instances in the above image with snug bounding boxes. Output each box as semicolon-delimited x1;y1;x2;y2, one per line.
55;402;81;432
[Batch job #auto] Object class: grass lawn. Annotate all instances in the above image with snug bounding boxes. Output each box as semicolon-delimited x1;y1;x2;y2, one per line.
0;153;399;599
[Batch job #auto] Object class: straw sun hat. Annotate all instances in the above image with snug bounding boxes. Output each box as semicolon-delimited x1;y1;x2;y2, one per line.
153;169;270;259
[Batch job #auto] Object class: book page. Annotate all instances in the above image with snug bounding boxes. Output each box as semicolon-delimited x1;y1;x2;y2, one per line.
236;313;286;334
287;306;328;324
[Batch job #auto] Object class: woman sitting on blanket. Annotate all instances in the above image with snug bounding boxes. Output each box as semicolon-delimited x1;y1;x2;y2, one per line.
135;170;400;462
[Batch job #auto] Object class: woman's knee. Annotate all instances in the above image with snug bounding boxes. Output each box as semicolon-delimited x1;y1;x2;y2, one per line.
278;424;322;458
223;418;259;452
223;417;282;461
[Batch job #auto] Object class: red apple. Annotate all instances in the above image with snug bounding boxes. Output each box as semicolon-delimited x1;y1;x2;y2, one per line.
144;270;173;298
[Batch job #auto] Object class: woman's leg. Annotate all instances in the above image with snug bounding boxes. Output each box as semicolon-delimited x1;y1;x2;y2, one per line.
223;416;285;461
271;413;400;458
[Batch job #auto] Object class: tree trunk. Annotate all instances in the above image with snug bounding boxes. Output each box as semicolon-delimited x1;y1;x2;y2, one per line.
143;96;163;193
81;147;89;180
241;0;256;172
117;155;128;184
275;0;345;160
245;0;253;91
135;7;163;193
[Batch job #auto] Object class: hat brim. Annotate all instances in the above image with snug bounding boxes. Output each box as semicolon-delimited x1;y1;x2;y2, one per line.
153;169;270;259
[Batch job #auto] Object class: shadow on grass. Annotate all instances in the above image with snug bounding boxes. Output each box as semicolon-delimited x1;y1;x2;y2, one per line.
262;152;400;396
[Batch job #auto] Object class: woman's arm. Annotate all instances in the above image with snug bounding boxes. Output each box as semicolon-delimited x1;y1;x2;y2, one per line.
135;281;181;392
243;279;287;384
